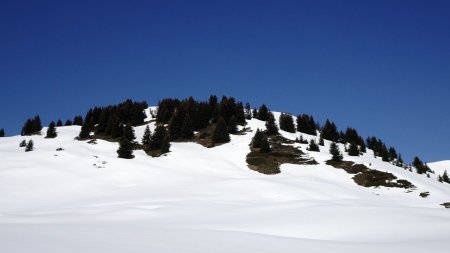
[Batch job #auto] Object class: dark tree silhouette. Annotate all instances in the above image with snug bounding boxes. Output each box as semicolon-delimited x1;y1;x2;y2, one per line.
212;117;230;144
117;138;134;159
46;121;57;138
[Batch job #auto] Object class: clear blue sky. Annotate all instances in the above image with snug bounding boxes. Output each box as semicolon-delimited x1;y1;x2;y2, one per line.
1;0;449;162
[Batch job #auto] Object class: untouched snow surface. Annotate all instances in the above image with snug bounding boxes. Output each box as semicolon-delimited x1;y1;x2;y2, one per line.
1;111;450;253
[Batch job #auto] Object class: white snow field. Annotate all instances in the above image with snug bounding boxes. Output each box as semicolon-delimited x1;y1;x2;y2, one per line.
1;110;449;253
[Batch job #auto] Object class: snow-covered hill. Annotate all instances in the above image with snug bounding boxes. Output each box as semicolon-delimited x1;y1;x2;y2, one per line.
1;109;449;253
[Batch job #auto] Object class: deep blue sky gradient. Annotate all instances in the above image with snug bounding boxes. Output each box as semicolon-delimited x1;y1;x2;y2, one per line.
1;0;449;162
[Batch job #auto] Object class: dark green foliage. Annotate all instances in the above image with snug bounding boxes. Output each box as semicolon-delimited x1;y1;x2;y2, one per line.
160;135;171;154
319;136;324;146
73;115;83;126
78;117;93;139
168;110;185;140
212;117;230;144
252;108;258;118
46;121;57;138
123;123;136;141
245;102;252;120
20;140;27;147
65;120;72;126
56;120;63;127
329;142;343;162
442;170;450;183
96;109;111;135
359;141;366;153
256;104;270;121
342;127;364;146
320;119;339;142
235;102;246;125
412;156;431;174
265;112;278;136
0;129;4;137
252;129;265;148
296;114;317;136
259;136;271;153
388;147;398;161
180;114;194;139
21;115;43;136
25;140;34;152
149;124;169;150
347;142;359;156
117;138;134;159
308;139;320;152
227;115;238;134
142;125;151;146
279;113;295;133
296;135;308;144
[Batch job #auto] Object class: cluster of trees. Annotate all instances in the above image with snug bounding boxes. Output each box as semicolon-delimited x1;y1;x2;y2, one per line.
307;139;320;152
412;156;432;174
296;114;318;136
366;136;403;166
156;96;247;144
279;113;295;133
0;128;4;137
77;99;148;139
141;125;171;153
329;142;343;162
251;129;271;153
21;116;42;136
19;139;34;152
438;170;450;184
46;122;57;138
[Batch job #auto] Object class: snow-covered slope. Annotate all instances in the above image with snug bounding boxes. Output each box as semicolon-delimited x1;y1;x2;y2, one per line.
1;110;449;253
429;160;450;174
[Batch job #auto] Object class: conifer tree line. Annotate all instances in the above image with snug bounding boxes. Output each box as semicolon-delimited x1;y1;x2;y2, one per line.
0;128;4;137
21;115;42;136
438;170;450;184
412;156;432;174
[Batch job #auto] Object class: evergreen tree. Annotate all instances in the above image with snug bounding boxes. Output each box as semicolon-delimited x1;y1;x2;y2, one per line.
168;110;185;140
265;112;278;136
180;114;194;139
108;116;123;138
347;142;359;156
212;117;230;144
259;136;271;153
117;138;134;159
442;170;450;183
256;104;270;121
359;141;367;153
227;115;238;134
96;110;110;135
160;135;171;154
245;102;252;120
78;117;92;139
412;156;431;174
123;123;136;141
20;140;27;147
142;125;152;146
21;115;43;135
56;120;63;127
73;115;83;126
329;142;343;162
438;174;443;183
279;113;295;133
320;119;339;142
296;114;317;136
25;140;34;152
46;121;57;138
252;129;265;148
0;128;4;137
319;136;324;146
149;124;168;150
252;108;258;118
65;119;72;126
308;139;320;152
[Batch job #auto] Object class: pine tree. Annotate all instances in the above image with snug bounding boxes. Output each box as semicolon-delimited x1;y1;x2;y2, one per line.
320;119;339;142
109;116;123;138
252;108;258;118
73;115;83;126
359;141;367;153
296;114;317;136
25;140;34;152
20;140;27;147
117;138;134;159
78;117;92;139
46;121;57;138
123;123;136;141
212;117;230;144
168;110;185;140
442;170;450;183
252;129;265;148
256;104;270;121
0;128;4;137
319;136;324;146
245;102;252;120
180;114;194;139
438;174;443;183
56;120;63;127
227;115;238;134
265;112;278;136
259;136;271;153
96;110;110;135
329;142;343;162
412;156;431;174
149;124;168;150
160;135;171;154
142;125;152;146
279;113;295;133
308;139;320;152
65;119;72;126
347;142;359;156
